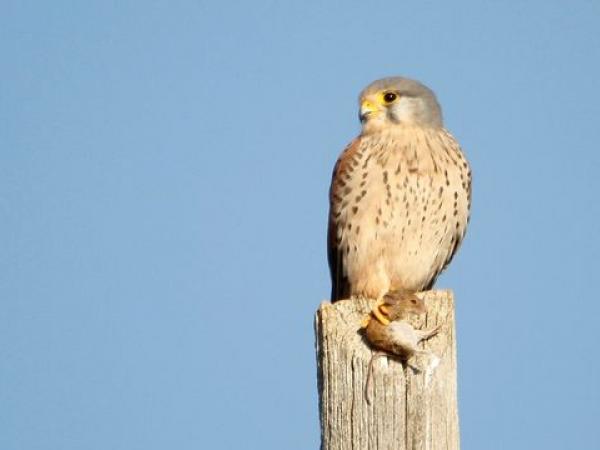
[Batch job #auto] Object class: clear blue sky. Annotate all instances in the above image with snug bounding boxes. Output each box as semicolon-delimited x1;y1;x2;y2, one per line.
2;1;599;449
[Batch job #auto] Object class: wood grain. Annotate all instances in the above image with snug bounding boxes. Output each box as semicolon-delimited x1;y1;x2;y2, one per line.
315;290;459;450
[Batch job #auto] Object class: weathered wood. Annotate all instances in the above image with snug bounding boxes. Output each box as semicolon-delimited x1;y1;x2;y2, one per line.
315;290;459;450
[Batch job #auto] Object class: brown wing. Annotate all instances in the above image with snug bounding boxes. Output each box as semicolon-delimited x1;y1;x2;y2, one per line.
327;138;362;301
327;211;349;301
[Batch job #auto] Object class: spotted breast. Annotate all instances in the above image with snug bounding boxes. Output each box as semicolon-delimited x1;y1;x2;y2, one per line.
328;125;471;301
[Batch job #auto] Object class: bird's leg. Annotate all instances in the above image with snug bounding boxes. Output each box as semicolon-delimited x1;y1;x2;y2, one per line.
368;289;422;326
371;298;391;325
360;314;371;328
361;297;391;329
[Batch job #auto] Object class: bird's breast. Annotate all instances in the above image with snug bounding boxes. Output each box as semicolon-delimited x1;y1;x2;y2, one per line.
330;126;471;292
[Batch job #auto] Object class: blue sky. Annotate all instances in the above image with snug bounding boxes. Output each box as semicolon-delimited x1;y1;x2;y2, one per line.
1;1;599;449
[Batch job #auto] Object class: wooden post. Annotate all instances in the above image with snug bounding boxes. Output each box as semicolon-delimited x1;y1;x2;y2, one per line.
315;290;459;450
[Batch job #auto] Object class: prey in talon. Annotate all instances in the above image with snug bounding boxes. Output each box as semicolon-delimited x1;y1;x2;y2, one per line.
362;290;440;359
362;291;442;403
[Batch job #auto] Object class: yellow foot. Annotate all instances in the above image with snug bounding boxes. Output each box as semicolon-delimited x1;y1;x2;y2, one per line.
360;315;372;328
371;300;391;326
361;300;391;328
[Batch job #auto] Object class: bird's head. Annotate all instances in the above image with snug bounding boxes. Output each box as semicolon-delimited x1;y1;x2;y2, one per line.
358;77;443;133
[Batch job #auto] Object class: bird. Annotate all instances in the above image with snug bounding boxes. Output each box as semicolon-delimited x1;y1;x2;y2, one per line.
327;77;471;309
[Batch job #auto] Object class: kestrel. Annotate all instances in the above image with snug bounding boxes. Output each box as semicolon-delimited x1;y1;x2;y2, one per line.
327;77;471;307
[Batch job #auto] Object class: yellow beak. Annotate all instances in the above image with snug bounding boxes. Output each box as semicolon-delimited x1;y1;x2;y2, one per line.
359;100;380;122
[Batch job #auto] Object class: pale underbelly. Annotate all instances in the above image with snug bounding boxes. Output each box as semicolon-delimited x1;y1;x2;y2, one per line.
343;221;453;295
338;172;466;297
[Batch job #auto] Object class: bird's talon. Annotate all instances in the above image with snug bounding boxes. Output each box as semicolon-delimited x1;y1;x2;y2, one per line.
372;305;391;326
360;315;372;328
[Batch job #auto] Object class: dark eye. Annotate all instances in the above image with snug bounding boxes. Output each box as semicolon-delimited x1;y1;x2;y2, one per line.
383;92;397;103
411;299;417;304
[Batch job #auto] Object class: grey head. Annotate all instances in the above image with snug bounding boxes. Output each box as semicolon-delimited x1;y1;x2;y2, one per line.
358;77;443;131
